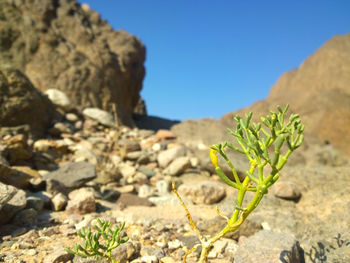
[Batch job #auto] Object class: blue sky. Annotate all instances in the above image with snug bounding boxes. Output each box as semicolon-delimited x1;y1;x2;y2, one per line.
79;1;350;121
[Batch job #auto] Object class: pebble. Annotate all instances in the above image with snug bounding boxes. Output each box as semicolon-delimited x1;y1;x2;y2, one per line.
163;156;191;176
272;181;301;200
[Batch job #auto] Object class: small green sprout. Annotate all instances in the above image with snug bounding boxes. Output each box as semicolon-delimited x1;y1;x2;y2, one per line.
66;218;129;263
173;105;304;262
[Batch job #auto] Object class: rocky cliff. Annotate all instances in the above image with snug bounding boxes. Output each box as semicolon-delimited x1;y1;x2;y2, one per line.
0;0;146;125
173;33;350;157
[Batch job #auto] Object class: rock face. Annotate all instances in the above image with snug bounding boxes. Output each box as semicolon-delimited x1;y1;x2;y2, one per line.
0;0;146;125
0;69;57;136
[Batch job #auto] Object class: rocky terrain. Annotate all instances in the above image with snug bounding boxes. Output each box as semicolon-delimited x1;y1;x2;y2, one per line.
0;0;350;262
0;73;349;262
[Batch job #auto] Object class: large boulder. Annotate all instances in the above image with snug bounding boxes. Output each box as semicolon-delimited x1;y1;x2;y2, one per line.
0;0;146;125
0;69;57;136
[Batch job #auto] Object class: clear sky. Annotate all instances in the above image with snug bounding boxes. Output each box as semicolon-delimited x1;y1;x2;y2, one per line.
78;1;350;121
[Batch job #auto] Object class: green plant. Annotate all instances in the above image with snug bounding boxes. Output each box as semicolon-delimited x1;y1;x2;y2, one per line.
172;105;304;262
66;218;129;263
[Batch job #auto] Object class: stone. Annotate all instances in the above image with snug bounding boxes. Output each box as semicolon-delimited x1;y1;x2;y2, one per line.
48;122;72;136
155;129;177;141
66;188;96;214
0;69;57;137
157;145;186;168
26;196;44;211
0;163;35;189
234;230;304;263
83;108;115;127
163;156;191;176
12;208;37;226
51;193;68;211
73;148;99;166
272;181;301;200
0;182;17;209
0;188;26;224
43;249;74;263
126;151;143;160
178;181;226;205
119;163;137;179
43;162;96;190
138;184;154;198
44;89;72;111
117;193;154;207
65;113;79;122
112;241;141;263
4;134;32;162
156;180;171;195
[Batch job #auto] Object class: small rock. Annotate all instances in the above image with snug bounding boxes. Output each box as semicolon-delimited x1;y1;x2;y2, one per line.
26;195;44;211
0;188;26;224
163;156;191;176
126;151;143;160
83;107;115;127
0;182;17;209
66;188;96;214
51;192;68;211
65;113;79;122
178;181;226;205
160;256;176;263
120;163;137;179
49;122;72;136
157;145;186;168
45;89;72;111
117;193;154;207
12;208;38;226
138;184;155;198
155;129;177;141
272;181;301;200
43;162;96;190
112;241;140;262
156;180;171;195
234;230;304;263
43;248;74;263
168;239;182;249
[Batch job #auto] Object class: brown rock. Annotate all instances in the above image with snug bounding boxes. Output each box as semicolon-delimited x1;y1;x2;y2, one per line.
0;69;57;137
272;181;301;201
116;193;154;207
66;188;96;214
0;0;145;125
155;129;177;141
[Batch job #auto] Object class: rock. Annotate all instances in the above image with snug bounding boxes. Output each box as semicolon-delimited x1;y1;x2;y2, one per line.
65;113;79;123
155;129;177;141
51;193;68;211
48;122;72;136
272;181;301;201
4;134;32;163
43;162;96;191
0;163;35;189
157;145;186;168
43;249;74;263
0;187;26;224
0;69;57;136
0;0;145;126
138;185;154;198
26;196;44;211
0;182;17;209
83;108;115;127
117;193;154;207
112;241;140;263
44;89;72;111
163;156;191;176
119;163;137;179
66;188;96;214
119;139;142;154
178;181;226;205
12;208;37;226
234;230;304;263
156;180;171;195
